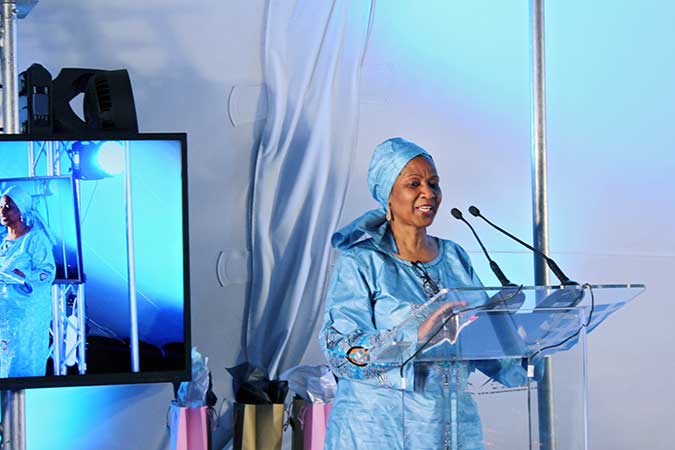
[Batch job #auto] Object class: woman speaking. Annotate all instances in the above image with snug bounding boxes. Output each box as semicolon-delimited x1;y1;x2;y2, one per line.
320;138;527;450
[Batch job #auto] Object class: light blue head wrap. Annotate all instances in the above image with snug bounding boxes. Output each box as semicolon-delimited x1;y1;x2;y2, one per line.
332;137;433;252
2;185;32;217
1;185;57;245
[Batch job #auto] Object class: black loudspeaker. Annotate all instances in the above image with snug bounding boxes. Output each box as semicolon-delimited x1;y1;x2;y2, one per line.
52;68;138;133
18;63;53;134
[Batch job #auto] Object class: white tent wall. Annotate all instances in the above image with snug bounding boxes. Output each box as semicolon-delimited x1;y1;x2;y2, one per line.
544;3;673;448
10;1;672;449
342;1;675;450
327;1;671;450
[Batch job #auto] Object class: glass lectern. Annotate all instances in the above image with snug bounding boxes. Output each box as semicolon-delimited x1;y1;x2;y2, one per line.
366;284;644;450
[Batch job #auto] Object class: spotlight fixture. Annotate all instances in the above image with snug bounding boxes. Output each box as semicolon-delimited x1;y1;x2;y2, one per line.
83;70;138;132
70;141;125;180
18;64;139;134
18;63;53;134
52;68;138;133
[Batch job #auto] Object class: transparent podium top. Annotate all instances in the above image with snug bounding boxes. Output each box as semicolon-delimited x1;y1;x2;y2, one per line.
367;284;645;364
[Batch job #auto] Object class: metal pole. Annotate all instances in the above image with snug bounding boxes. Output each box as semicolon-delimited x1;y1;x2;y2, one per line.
50;285;63;374
27;142;34;176
124;141;140;372
0;2;26;450
73;177;87;374
1;2;18;134
48;141;68;375
580;318;589;450
46;140;54;176
77;284;87;374
530;1;555;449
0;390;24;450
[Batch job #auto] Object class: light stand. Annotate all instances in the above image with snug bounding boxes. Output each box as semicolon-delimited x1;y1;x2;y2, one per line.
124;140;140;372
0;2;38;450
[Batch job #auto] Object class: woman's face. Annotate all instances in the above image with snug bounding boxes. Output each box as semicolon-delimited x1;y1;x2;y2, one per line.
0;195;22;228
388;155;441;229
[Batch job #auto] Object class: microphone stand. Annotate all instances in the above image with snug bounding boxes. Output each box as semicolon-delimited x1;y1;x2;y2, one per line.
468;206;576;286
450;208;514;287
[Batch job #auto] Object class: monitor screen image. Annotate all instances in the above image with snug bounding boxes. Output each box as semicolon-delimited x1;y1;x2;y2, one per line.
0;133;190;389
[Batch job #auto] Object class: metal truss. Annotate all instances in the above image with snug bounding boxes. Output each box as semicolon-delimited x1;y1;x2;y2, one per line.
28;140;87;375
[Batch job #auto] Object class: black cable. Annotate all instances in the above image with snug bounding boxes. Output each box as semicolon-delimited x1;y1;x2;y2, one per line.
529;283;594;360
65;141;77;164
80;180;99;224
398;285;524;382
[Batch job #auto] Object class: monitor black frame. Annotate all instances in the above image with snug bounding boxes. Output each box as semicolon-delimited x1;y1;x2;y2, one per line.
0;132;191;390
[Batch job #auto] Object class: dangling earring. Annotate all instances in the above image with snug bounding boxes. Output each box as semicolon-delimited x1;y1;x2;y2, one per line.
385;207;392;222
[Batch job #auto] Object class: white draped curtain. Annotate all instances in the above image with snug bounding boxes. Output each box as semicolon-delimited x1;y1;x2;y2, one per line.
241;0;375;378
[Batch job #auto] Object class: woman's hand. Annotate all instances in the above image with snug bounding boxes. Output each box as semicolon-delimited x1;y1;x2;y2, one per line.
417;300;467;341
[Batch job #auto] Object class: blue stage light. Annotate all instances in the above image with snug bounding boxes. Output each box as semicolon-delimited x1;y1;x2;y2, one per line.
96;141;125;176
70;141;125;180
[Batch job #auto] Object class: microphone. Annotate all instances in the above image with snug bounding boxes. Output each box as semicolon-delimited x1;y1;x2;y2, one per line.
451;208;514;287
452;208;526;360
468;205;576;286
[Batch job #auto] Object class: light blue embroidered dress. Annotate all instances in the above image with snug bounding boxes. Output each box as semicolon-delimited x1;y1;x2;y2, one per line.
320;137;527;449
0;229;56;378
320;235;527;450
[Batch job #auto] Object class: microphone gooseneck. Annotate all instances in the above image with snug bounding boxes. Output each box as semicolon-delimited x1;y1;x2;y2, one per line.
468;205;576;286
451;208;513;287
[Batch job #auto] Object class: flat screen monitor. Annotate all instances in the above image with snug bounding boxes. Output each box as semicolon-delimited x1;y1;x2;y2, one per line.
0;133;190;389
